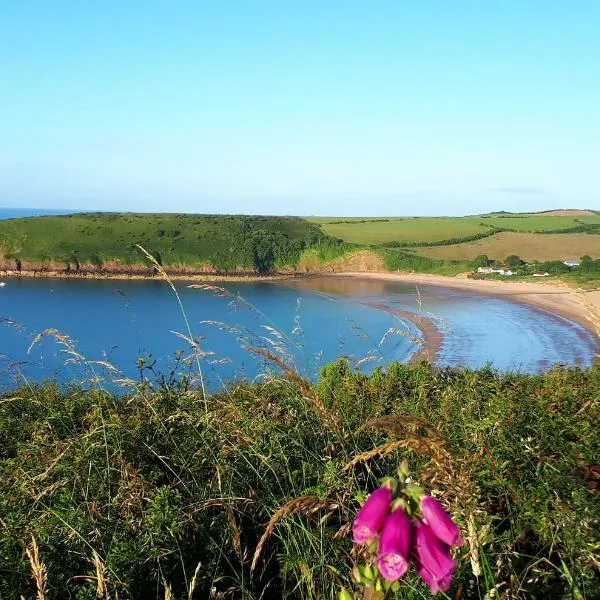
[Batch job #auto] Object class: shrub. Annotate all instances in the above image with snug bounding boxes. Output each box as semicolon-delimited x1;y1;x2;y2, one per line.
0;364;598;598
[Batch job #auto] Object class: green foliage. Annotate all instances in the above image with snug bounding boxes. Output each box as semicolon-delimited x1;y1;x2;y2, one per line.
377;248;471;275
540;260;571;274
1;364;598;599
505;254;523;267
472;254;490;268
580;255;600;273
0;214;340;273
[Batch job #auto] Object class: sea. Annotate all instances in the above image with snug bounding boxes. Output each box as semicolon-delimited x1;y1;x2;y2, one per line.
0;207;80;220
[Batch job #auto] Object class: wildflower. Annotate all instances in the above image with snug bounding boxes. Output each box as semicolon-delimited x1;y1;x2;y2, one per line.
420;495;464;547
414;520;457;594
377;507;412;581
352;486;392;544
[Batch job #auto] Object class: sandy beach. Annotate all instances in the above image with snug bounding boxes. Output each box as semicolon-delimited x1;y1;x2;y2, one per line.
335;272;600;344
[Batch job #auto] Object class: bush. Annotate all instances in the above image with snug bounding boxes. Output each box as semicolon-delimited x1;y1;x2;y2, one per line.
1;364;599;599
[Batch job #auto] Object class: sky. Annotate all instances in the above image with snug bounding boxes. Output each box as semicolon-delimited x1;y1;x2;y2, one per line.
1;1;599;216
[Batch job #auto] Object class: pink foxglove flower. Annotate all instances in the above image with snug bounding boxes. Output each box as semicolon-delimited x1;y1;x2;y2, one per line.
420;495;465;547
352;486;392;544
414;520;457;594
377;507;412;581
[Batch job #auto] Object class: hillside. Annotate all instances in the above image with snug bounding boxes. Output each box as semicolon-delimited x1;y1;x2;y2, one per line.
0;213;344;274
1;211;599;281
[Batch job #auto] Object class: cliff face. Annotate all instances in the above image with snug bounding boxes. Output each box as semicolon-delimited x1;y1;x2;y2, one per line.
0;256;263;278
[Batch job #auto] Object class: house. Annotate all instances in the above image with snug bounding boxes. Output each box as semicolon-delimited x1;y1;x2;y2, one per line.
477;267;494;274
533;272;550;277
563;260;580;267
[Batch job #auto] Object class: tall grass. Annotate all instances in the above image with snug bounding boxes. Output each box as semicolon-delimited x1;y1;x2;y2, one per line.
0;362;598;599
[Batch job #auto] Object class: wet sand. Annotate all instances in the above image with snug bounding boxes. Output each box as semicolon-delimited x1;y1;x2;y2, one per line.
365;302;443;364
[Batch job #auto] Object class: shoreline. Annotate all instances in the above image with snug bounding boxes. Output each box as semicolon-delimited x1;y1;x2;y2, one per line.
0;269;300;283
334;272;600;347
364;302;443;364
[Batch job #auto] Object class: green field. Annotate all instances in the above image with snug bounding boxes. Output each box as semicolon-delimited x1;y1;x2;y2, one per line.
308;217;490;244
309;213;600;246
481;214;600;231
1;211;599;278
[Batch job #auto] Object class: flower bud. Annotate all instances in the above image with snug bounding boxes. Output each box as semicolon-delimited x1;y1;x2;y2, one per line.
420;495;464;547
353;486;393;544
376;507;412;581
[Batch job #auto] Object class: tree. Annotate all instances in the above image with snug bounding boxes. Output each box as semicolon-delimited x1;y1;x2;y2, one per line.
505;255;523;267
472;254;489;268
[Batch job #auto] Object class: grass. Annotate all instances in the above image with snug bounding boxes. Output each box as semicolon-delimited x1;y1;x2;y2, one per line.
481;215;600;231
308;217;490;245
0;362;598;599
416;232;600;262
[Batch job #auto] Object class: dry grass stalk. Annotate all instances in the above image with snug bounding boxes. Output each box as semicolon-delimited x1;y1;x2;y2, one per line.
227;506;242;555
163;582;173;600
251;495;327;573
92;550;109;599
343;440;411;471
187;562;202;600
25;536;48;600
135;244;206;398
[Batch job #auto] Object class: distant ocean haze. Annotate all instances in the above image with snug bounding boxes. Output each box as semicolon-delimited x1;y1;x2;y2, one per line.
0;207;79;220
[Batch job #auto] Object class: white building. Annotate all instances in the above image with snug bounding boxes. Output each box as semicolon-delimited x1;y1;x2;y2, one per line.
477;267;514;276
563;260;580;267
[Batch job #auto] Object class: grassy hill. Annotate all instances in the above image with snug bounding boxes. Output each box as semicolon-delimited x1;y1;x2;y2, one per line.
0;213;344;274
1;211;598;280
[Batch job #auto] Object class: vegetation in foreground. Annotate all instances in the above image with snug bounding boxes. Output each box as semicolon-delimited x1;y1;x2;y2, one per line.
1;362;599;599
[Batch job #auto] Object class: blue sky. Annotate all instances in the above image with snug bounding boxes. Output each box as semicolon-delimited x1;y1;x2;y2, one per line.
1;1;598;215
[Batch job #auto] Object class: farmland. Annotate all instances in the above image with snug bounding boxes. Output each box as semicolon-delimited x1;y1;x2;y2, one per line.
480;214;600;231
416;231;600;262
309;212;600;246
307;217;490;244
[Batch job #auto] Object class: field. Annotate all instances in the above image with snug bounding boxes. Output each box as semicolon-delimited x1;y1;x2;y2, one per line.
481;214;600;231
309;213;600;246
417;231;600;262
308;217;490;244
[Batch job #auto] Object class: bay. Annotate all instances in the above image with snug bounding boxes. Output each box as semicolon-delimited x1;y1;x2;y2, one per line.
0;276;597;392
